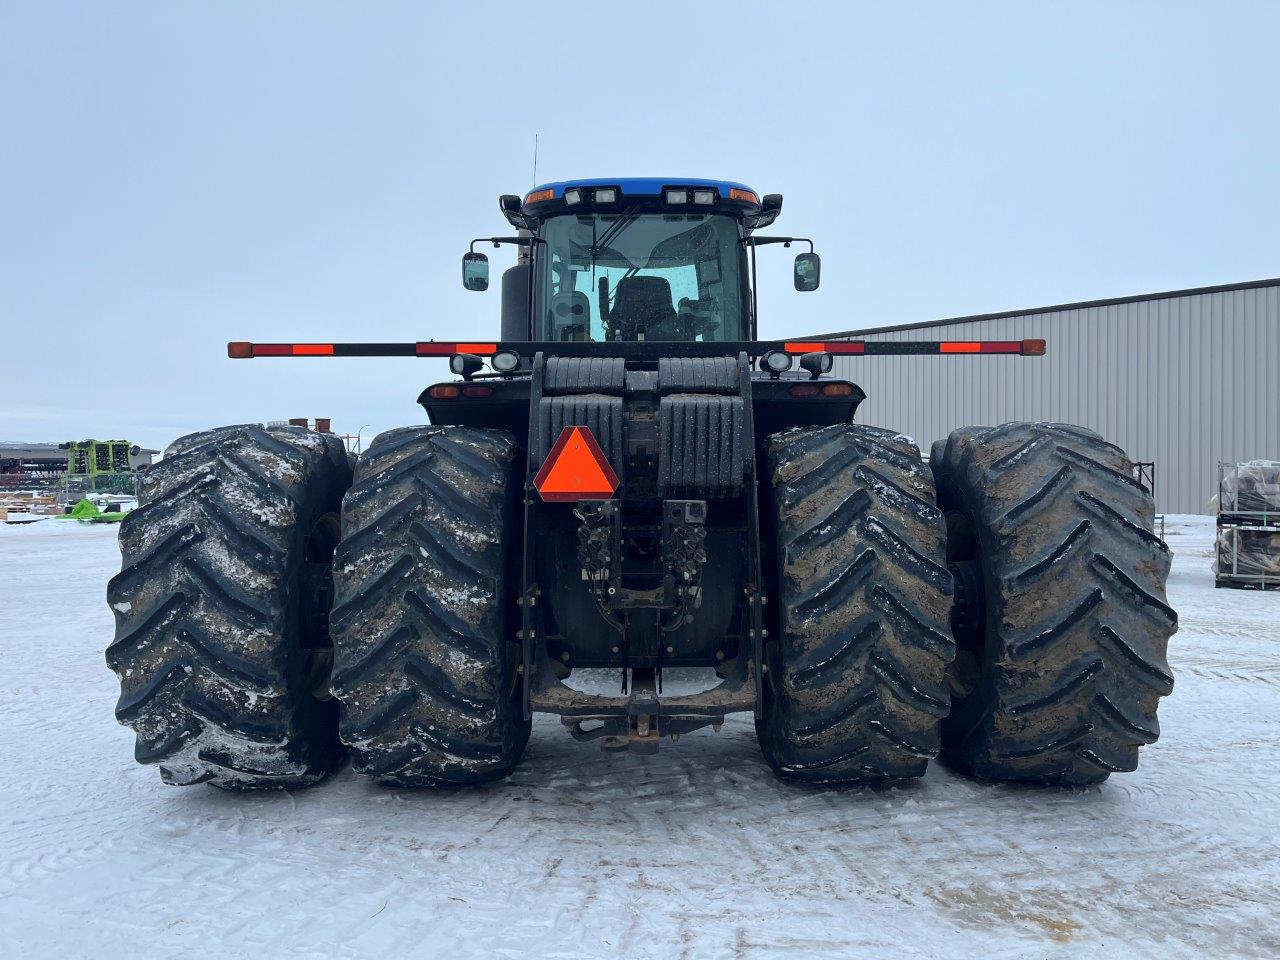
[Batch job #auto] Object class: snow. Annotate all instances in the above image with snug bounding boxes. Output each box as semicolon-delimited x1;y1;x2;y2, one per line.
1;516;1278;958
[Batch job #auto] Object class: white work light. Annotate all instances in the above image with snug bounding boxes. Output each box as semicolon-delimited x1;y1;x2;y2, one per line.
692;189;715;205
594;187;618;204
491;350;521;374
564;188;583;205
665;189;688;205
763;350;793;374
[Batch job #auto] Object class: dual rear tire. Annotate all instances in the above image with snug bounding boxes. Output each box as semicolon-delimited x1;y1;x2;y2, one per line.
760;421;1176;786
328;426;529;786
106;424;352;788
107;423;527;790
757;424;955;782
931;423;1177;784
108;419;1174;790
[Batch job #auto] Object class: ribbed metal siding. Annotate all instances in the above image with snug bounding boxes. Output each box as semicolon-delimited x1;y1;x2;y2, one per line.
831;285;1279;514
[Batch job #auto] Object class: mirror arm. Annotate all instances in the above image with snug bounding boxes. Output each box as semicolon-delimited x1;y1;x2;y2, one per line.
469;236;539;254
742;236;815;254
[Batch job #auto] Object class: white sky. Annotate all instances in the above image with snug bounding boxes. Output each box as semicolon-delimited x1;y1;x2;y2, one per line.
2;2;1277;451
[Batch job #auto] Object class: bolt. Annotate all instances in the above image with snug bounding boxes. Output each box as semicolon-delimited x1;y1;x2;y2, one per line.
516;629;523;639
608;587;616;595
761;629;769;638
561;651;571;662
611;645;619;654
715;650;724;661
666;645;674;654
712;723;723;733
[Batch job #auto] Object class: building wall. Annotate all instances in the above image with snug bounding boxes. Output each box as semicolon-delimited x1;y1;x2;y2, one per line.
830;282;1280;514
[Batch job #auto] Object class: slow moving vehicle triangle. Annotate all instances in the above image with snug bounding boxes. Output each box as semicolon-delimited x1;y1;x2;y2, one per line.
534;426;619;502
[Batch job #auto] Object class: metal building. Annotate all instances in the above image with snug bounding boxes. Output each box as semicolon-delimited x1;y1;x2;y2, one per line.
821;278;1280;514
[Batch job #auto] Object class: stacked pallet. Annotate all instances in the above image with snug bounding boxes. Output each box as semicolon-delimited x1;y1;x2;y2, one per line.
0;492;62;518
1216;461;1280;590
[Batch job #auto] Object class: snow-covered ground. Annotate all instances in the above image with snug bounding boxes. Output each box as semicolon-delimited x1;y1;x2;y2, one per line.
1;516;1277;959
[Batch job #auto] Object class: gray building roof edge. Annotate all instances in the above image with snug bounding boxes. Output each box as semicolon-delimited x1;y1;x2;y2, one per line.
800;276;1280;341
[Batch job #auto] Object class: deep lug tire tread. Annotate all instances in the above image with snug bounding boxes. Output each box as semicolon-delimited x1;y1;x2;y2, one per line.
932;421;1176;785
757;425;955;783
106;424;352;789
330;426;529;787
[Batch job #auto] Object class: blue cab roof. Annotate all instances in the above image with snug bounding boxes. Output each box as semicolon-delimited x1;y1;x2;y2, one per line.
528;177;756;200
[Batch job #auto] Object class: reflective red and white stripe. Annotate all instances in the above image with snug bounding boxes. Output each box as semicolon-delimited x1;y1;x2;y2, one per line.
228;338;1046;359
242;343;335;356
228;341;498;359
784;339;1045;356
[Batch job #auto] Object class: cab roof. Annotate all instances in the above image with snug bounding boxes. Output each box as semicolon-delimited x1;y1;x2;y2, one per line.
527;177;756;201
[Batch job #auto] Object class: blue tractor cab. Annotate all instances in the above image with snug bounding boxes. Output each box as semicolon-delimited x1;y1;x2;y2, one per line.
462;177;817;343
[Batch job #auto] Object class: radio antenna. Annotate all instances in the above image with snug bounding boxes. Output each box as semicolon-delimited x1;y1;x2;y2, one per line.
532;133;539;186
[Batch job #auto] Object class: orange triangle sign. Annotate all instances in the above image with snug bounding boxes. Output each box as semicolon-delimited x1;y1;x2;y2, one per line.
534;426;619;502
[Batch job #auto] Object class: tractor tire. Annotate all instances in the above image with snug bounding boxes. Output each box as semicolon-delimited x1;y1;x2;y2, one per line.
757;424;955;783
106;424;352;789
931;422;1177;785
329;426;529;786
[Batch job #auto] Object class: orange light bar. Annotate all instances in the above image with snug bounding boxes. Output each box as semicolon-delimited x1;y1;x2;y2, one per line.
526;188;554;204
248;343;334;357
229;341;502;359
728;188;759;203
534;426;619;502
415;342;498;356
784;340;1044;356
784;341;865;354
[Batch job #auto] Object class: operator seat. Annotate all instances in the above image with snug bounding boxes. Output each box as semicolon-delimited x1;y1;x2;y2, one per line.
612;276;679;339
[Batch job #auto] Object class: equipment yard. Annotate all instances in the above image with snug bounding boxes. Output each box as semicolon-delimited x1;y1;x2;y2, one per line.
2;515;1275;959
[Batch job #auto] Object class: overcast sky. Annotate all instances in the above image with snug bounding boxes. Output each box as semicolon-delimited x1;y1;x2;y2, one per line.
2;2;1277;451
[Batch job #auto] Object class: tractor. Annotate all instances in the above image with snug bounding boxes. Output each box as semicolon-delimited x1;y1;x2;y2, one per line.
106;178;1177;790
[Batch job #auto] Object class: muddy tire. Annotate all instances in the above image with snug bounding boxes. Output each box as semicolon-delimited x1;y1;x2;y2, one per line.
756;425;955;783
932;422;1177;784
329;426;529;786
106;424;352;789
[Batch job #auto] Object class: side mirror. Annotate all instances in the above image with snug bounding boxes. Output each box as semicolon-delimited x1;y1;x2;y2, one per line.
794;252;821;292
462;252;490;291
